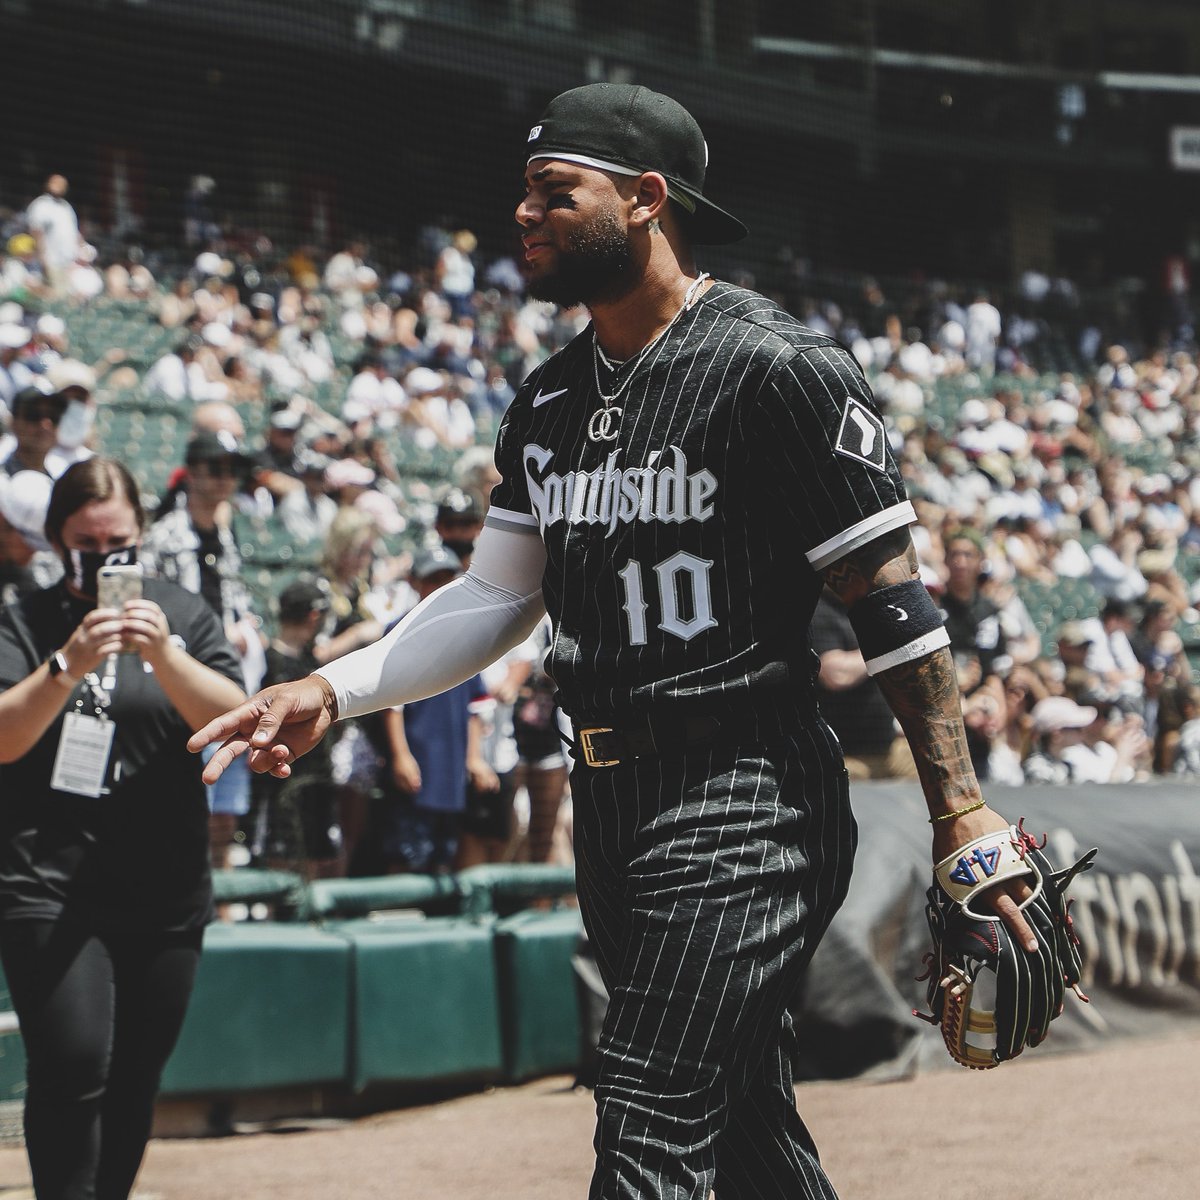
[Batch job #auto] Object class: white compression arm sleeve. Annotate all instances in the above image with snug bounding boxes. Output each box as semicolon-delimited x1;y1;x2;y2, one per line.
315;524;547;720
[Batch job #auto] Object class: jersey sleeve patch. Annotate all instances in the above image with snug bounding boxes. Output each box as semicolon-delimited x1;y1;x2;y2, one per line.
833;395;888;473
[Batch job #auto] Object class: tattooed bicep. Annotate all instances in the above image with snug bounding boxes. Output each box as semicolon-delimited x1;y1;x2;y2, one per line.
822;526;918;607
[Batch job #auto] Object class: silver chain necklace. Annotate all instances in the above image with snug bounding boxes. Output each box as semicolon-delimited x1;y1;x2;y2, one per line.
588;273;710;442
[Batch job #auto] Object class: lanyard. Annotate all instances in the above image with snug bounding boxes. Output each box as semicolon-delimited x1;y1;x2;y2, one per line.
58;593;119;718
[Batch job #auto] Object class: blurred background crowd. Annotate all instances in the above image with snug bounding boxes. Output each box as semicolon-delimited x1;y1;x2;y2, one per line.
2;160;1200;880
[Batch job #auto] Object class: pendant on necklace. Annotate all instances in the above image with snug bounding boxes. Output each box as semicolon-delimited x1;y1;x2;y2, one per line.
588;405;622;443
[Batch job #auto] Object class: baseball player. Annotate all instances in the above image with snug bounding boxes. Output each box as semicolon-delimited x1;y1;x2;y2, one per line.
191;84;1037;1199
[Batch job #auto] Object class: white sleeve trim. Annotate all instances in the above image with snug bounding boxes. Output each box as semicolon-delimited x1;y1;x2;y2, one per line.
864;626;950;676
315;527;547;720
806;501;917;571
485;505;539;532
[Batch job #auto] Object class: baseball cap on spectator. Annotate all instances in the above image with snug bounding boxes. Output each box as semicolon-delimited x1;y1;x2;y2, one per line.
341;399;372;425
405;367;444;396
1137;549;1174;576
277;577;331;623
45;359;96;394
976;452;1015;489
0;324;30;350
411;545;463;581
11;386;67;423
525;83;747;244
1057;622;1093;648
296;449;333;478
194;251;224;277
0;470;54;551
185;428;249;466
324;458;376;489
35;314;66;340
355;488;406;535
201;322;233;348
270;407;304;432
437;488;482;524
958;398;990;426
1031;696;1098;734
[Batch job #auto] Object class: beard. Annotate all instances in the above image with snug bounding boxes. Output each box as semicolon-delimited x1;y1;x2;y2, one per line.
526;208;634;309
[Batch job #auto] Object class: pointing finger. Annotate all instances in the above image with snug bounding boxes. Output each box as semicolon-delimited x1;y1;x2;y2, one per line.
188;697;273;754
201;736;250;785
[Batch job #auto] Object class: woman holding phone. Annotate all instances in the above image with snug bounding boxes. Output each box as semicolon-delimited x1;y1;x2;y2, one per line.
0;457;245;1200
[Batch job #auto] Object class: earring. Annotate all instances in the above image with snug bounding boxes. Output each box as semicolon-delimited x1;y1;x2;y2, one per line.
647;217;661;234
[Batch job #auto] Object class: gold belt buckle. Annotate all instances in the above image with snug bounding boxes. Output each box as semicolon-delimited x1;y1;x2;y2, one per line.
579;727;620;768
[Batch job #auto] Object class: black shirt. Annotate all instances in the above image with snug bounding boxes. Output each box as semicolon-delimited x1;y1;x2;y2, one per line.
809;592;897;755
0;578;243;931
940;590;1006;680
487;281;914;721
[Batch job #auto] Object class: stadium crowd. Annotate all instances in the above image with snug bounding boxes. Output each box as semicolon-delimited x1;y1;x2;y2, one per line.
2;173;1200;878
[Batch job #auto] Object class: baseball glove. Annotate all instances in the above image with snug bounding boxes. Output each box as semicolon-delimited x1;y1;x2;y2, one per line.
915;820;1097;1069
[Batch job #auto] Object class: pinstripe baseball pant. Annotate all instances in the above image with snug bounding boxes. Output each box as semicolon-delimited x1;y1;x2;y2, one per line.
571;714;855;1200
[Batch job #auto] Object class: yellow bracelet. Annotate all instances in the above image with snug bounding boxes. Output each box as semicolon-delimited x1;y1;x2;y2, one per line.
929;799;986;824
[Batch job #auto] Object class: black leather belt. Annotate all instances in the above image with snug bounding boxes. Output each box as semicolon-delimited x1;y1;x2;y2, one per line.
573;713;756;768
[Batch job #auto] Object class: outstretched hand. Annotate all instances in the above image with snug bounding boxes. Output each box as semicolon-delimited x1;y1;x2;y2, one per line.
187;675;339;784
931;803;1038;952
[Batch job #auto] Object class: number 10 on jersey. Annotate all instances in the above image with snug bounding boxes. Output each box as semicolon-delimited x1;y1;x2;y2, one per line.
618;552;717;645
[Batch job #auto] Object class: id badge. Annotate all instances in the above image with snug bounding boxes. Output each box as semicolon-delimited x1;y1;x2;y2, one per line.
50;712;116;798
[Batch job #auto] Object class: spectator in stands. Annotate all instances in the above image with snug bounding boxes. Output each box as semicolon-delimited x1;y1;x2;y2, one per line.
141;431;262;871
250;405;306;502
344;351;406;428
1;234;45;300
321;508;388;872
1171;685;1200;777
0;321;35;408
403;365;475;450
452;445;503;516
324;238;374;310
964;291;1002;374
436;229;478;320
1130;598;1182;669
1055;621;1103;702
458;632;540;869
250;578;342;875
435;487;484;568
811;588;916;780
377;547;495;874
1;387;68;478
43;359;99;478
0;470;60;603
1083;599;1144;703
276;450;337;546
939;527;1006;693
143;336;222;402
24;175;82;298
0;457;244;1200
512;616;571;865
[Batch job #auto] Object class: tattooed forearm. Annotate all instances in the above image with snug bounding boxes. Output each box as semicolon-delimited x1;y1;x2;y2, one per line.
874;645;981;811
823;527;917;607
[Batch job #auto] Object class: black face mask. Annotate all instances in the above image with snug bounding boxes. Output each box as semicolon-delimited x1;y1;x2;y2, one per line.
440;537;475;560
64;544;138;597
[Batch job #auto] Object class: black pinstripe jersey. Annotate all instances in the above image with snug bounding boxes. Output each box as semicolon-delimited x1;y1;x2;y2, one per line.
487;281;914;721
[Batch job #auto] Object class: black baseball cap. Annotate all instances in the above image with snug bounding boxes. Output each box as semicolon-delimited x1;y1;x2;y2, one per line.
277;577;331;622
185;429;249;465
525;83;747;245
411;545;464;581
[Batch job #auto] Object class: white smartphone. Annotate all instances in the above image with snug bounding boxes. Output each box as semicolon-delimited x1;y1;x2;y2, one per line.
96;563;144;611
96;564;144;652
